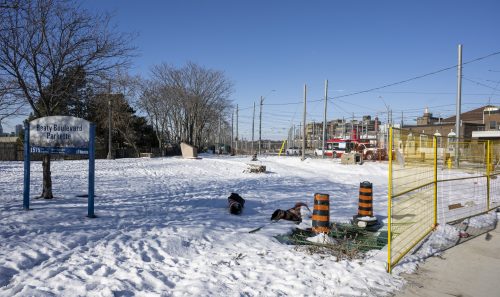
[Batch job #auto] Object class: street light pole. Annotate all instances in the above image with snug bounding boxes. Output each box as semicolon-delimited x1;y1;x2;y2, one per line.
107;95;112;159
455;44;463;167
379;96;390;150
252;101;255;154
258;90;275;155
259;96;263;155
322;80;328;159
302;84;307;161
236;104;239;154
231;111;234;154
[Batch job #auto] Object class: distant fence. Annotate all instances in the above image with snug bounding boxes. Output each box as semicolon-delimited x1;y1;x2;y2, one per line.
387;127;499;272
0;142;22;161
0;142;178;161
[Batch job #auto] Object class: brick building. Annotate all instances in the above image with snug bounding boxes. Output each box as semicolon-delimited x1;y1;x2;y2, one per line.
305;115;381;146
404;106;500;140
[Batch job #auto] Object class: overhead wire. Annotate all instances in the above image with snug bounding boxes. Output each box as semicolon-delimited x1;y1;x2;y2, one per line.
463;77;500;91
253;49;500;107
263;100;302;106
236;49;500;139
331;97;379;112
330;50;500;100
371;90;500;96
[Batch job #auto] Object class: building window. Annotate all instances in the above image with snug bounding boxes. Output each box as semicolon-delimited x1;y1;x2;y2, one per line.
489;121;497;130
420;134;428;148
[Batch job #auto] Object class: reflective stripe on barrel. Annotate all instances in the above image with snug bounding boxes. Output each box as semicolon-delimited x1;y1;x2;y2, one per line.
312;193;330;233
358;181;373;217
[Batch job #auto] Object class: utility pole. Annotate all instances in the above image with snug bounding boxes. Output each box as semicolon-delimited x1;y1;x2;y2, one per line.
302;84;307;161
312;121;316;149
455;44;463;167
107;98;112;159
252;101;255;154
352;112;355;140
379;96;390;149
218;117;221;154
259;96;263;155
342;117;345;139
361;120;364;140
322;80;328;158
107;83;113;160
231;111;234;154
236;104;239;154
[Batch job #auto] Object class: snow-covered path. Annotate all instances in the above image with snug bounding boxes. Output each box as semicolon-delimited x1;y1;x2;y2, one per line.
1;155;400;296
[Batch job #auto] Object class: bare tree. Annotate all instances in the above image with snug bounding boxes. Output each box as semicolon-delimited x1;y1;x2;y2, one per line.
0;80;25;122
0;1;19;12
0;1;24;121
104;71;143;157
0;0;135;198
138;80;172;154
141;62;233;150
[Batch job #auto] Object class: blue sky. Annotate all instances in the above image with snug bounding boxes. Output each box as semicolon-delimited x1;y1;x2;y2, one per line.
4;0;500;140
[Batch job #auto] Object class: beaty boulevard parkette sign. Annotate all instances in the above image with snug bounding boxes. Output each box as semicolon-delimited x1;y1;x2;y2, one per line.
30;116;90;154
24;115;96;217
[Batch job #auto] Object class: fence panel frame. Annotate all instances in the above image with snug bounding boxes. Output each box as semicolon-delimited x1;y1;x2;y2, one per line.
387;128;498;272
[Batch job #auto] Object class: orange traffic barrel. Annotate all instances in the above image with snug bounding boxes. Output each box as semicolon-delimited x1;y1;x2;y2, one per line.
312;193;330;233
358;181;373;217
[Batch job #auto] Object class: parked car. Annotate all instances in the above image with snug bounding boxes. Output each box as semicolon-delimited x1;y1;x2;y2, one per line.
314;147;325;156
285;146;301;155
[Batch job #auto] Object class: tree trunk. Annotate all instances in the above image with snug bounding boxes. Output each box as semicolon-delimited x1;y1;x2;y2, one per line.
41;154;53;199
131;143;140;158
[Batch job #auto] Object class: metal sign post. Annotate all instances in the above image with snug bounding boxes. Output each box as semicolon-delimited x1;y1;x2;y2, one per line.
88;124;96;218
23;122;30;210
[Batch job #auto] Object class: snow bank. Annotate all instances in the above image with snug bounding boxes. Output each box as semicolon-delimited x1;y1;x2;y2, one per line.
393;211;497;275
0;155;433;296
468;212;497;229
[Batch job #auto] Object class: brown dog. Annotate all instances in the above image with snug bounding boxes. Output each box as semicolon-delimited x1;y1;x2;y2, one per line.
271;202;310;223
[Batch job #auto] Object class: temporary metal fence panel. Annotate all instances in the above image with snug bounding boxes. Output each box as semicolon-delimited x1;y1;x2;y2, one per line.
388;128;436;272
437;140;488;223
490;172;500;209
437;175;488;223
490;141;500;209
388;128;499;272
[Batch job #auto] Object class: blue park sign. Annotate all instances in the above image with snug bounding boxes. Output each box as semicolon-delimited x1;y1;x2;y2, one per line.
23;116;96;218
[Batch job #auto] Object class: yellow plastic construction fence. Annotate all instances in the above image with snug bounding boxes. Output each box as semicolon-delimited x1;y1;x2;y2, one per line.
387;127;499;272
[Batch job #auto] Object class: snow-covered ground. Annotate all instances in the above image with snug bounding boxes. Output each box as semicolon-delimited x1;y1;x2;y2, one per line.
0;155;497;296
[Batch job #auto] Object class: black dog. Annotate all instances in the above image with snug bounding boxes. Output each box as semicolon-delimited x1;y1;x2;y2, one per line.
271;202;310;223
228;193;245;215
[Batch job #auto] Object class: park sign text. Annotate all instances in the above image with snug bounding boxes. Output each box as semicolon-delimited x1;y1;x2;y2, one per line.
30;116;90;155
